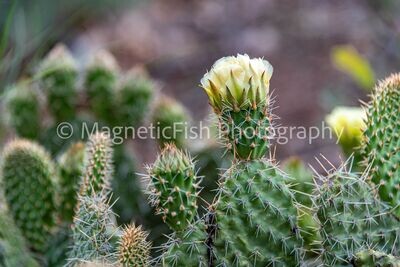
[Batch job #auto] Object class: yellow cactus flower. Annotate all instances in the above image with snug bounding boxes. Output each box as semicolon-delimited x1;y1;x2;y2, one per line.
200;54;273;112
326;106;366;155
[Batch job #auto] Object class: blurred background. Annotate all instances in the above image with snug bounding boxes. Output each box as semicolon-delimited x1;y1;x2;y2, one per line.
1;0;400;260
2;0;400;166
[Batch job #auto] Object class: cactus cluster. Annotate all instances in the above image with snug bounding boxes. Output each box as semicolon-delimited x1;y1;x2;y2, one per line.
0;51;399;267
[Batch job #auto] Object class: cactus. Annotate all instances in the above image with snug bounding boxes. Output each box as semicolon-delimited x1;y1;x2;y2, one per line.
152;96;190;148
38;43;78;122
85;50;119;125
58;141;86;222
313;162;400;266
213;160;305;266
67;193;118;265
0;208;40;267
0;139;56;252
4;82;41;139
118;224;151;267
81;132;113;196
200;54;274;160
360;73;400;216
116;68;154;127
146;143;200;233
353;250;400;267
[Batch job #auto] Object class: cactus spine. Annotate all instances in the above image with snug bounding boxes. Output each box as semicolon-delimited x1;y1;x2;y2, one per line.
152;96;190;148
38;43;78;122
4;82;41;139
85;50;119;125
0;139;56;252
313;163;400;266
353;250;400;267
58;141;86;222
147;143;200;233
118;224;151;267
360;73;400;216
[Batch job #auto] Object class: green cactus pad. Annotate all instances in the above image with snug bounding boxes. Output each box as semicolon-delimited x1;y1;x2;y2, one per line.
118;224;151;267
81;132;113;196
360;73;400;216
313;164;400;266
147;144;200;233
85;50;119;125
353;250;400;267
213;159;305;266
1;139;56;252
39;43;78;122
67;193;118;265
58;142;85;222
5;82;41;139
152;96;190;148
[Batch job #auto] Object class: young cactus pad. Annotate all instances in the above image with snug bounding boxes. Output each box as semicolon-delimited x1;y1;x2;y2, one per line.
1;139;56;252
146;143;200;233
58;141;85;222
360;73;400;215
118;224;151;267
81;132;113;196
353;250;400;267
213;159;305;266
313;164;400;266
38;43;78;122
201;54;274;160
5;82;41;139
152;96;190;148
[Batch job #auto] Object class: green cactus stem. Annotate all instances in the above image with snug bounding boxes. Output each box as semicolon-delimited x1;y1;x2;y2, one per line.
353;250;400;267
118;224;151;267
4;82;41;139
58;141;85;222
38;43;78;122
360;73;400;216
1;139;56;252
85;50;119;125
146;143;200;233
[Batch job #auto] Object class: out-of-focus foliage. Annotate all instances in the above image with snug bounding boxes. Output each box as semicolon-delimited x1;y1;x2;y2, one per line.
331;45;375;91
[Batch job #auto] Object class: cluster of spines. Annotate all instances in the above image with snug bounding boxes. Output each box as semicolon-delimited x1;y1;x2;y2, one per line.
212;160;305;266
146;143;200;233
58;141;86;222
152;96;190;148
353;249;400;267
4;82;40;139
38;43;78;122
312;161;400;266
118;224;151;267
0;139;56;252
80;132;113;196
360;73;400;216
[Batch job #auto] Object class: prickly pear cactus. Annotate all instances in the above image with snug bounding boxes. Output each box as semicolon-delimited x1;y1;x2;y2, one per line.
67;193;118;265
152;96;190;148
0;139;56;252
4;82;41;139
147;143;200;233
200;54;274;160
58;141;86;222
353;250;400;267
160;219;209;267
313;163;400;266
0;208;39;267
38;43;78;122
85;50;119;125
81;132;113;196
360;73;400;216
118;224;151;267
116;69;154;127
213;160;305;266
